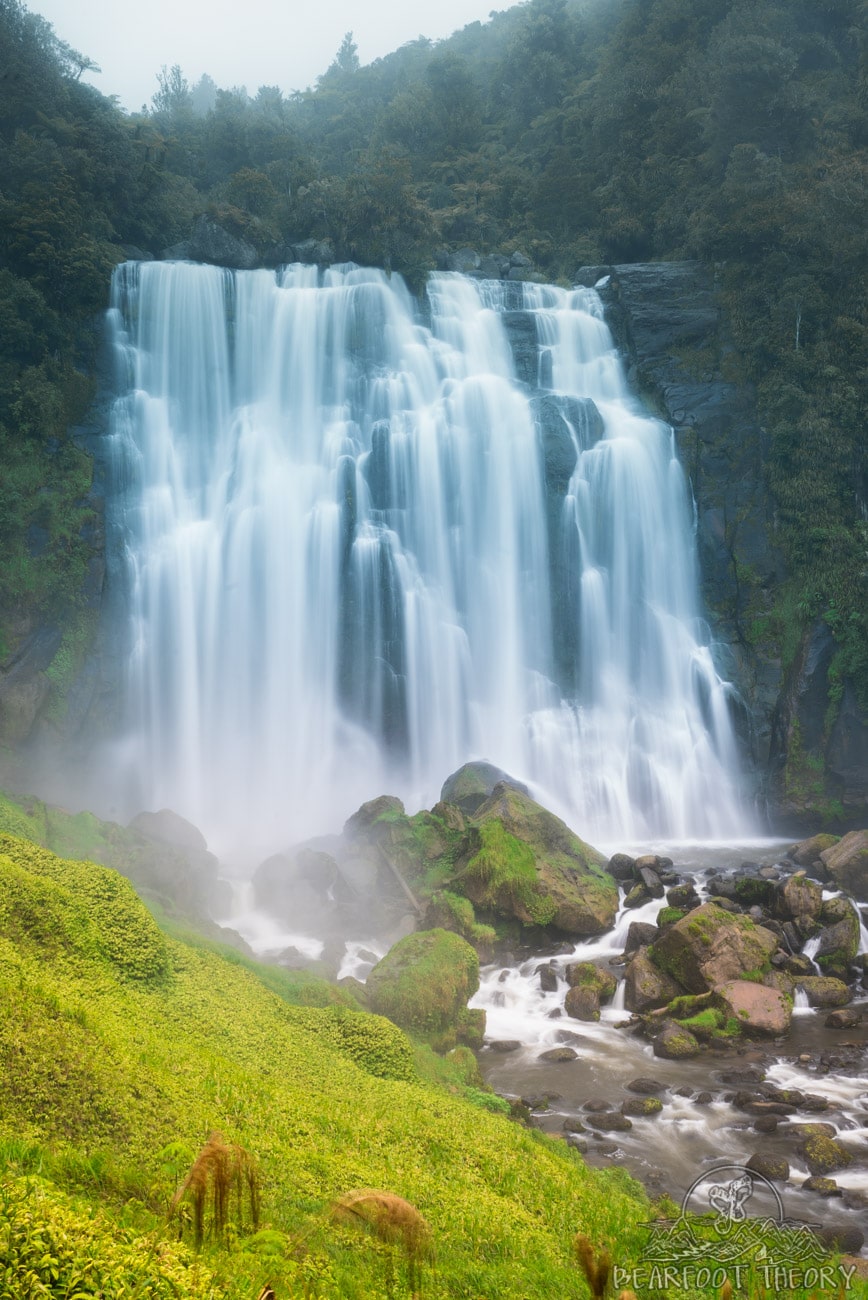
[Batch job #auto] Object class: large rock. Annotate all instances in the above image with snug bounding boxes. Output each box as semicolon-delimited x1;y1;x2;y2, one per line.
453;784;617;935
795;976;851;1008
821;830;868;900
366;928;482;1052
624;949;681;1013
713;980;792;1038
648;902;778;994
440;763;528;815
787;833;839;869
129;808;208;855
653;1020;700;1059
774;872;823;923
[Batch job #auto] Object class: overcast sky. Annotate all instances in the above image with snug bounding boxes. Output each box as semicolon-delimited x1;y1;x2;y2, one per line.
33;0;505;112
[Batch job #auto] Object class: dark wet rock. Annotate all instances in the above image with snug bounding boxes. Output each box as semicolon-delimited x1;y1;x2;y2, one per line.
814;913;860;979
564;985;600;1021
562;1117;586;1133
538;963;559;992
623;950;681;1013
607;853;637;881
522;1092;560;1110
621;1096;663;1117
583;1098;612;1112
625;1077;667;1094
754;1115;779;1133
565;1134;589;1152
586;1111;633;1131
487;1039;522;1053
773;950;815;976
746;1153;790;1182
795;976;851;1008
802;1176;841;1196
624;882;652;908
624;921;659;954
719;1066;766;1085
762;970;794;997
666;883;700;909
538;1046;579;1063
784;1122;838;1139
590;1139;621;1154
825;1007;863;1028
740;1100;797;1117
841;1189;868;1212
653;1020;700;1059
638;866;665;896
694;1091;714;1104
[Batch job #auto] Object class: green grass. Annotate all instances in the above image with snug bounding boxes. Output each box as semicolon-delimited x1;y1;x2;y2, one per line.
0;831;653;1299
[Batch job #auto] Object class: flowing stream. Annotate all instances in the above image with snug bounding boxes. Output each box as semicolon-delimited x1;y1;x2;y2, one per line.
106;262;748;857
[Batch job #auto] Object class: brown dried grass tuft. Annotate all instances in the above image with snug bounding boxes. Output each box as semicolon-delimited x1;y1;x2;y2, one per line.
169;1131;260;1248
331;1189;433;1294
573;1232;612;1298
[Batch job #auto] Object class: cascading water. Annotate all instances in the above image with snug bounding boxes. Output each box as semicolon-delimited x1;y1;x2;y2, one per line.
105;261;748;855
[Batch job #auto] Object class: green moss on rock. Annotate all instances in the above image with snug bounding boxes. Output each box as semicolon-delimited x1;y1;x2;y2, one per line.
365;928;482;1052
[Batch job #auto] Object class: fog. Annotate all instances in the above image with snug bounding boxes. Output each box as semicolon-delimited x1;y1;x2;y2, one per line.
33;0;505;112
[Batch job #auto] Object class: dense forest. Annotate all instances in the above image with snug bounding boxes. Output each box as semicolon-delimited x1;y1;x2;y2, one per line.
0;0;865;814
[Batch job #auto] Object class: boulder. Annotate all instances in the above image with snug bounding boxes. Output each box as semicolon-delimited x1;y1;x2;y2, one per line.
624;921;659;953
366;928;482;1052
565;961;617;1001
801;1129;853;1176
648;902;778;994
440;762;528;814
621;1096;663;1117
814;913;859;978
586;1111;632;1131
774;872;823;923
653;1020;700;1059
165;215;258;269
712;980;792;1038
624;950;681;1013
446;247;481;273
787;833;839;869
607;853;637;881
795;976;851;1008
538;1047;578;1063
746;1153;790;1182
564;985;600;1021
820;830;868;899
825;1007;862;1028
453;784;617;935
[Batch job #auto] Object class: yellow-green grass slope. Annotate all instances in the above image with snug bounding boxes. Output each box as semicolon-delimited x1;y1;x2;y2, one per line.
0;831;650;1299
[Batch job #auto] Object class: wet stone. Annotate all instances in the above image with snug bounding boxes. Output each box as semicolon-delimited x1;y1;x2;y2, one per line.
825;1008;863;1029
746;1152;790;1182
591;1139;621;1154
626;1077;667;1094
583;1098;612;1111
816;1226;865;1256
488;1040;522;1053
754;1116;779;1133
621;1096;663;1117
586;1111;633;1131
565;1134;588;1152
537;963;559;992
802;1176;841;1196
538;1047;578;1063
562;1117;586;1133
694;1091;714;1105
719;1066;766;1085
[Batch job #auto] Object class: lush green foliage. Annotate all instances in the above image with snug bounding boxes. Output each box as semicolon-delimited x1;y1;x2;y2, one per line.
0;832;656;1297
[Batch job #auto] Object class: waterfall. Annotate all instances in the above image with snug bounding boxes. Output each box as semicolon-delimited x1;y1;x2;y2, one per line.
105;261;748;856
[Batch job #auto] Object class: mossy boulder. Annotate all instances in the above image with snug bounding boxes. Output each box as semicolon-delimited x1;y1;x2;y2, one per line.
440;761;528;814
454;785;617;936
801;1129;853;1176
648;902;777;994
565;961;617;1001
815;911;859;979
712;980;792;1038
774;872;823;923
820;830;868;900
652;1020;700;1059
624;950;681;1013
366;928;482;1052
564;985;600;1021
787;833;839;868
794;976;851;1008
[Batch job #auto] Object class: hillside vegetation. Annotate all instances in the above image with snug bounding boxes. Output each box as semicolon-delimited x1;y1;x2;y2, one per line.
0;829;655;1298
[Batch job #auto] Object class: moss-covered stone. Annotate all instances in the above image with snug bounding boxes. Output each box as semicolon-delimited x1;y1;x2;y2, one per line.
649;902;777;994
366;928;482;1052
802;1130;853;1176
565;961;617;1001
440;761;528;814
455;785;617;936
652;1020;700;1059
820;830;868;900
795;976;851;1008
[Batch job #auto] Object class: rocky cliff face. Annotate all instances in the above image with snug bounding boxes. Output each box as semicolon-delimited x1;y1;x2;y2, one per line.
587;261;867;828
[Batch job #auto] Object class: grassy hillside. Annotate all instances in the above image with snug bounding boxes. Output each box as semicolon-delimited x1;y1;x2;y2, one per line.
0;830;651;1298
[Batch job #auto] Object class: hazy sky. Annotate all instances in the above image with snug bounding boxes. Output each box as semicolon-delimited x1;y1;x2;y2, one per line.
33;0;504;112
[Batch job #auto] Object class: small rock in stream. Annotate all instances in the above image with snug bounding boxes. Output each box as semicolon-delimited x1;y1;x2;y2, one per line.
802;1176;841;1196
487;1039;522;1053
586;1111;633;1132
625;1076;666;1094
538;1047;578;1063
746;1153;790;1182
